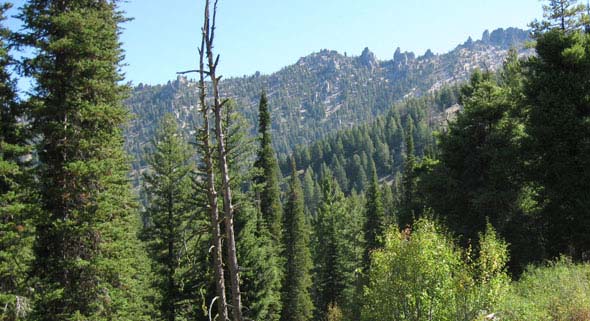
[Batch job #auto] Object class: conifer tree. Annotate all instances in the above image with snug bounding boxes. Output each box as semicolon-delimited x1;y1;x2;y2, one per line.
399;116;417;227
224;102;283;321
312;176;356;320
19;1;153;319
281;158;313;321
0;3;35;318
363;161;384;271
302;167;318;217
254;91;284;243
525;18;590;259
531;0;587;32
312;177;341;318
381;184;396;226
143;114;197;321
235;201;283;321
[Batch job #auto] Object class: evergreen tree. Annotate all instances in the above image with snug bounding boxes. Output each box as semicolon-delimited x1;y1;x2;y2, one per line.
302;167;318;217
254;91;284;244
399;116;417;227
531;0;587;33
0;3;35;319
19;1;153;319
363;161;384;271
524;23;590;259
418;67;536;272
381;183;396;226
225;102;283;321
143;114;197;321
235;201;283;321
281;158;314;321
312;176;346;320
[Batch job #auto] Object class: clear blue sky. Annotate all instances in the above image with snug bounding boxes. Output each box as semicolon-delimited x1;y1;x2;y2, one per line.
7;0;543;86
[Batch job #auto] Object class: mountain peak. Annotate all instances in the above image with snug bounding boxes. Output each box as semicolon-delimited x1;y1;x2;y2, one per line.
359;47;378;69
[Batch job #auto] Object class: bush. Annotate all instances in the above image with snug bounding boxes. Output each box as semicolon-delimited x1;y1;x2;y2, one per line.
361;219;509;321
500;258;590;321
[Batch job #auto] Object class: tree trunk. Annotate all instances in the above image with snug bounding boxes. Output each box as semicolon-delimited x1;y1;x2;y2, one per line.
197;2;229;319
204;1;244;320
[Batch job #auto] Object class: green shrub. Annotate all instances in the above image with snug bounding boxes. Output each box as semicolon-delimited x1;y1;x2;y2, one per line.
500;258;590;321
361;219;509;321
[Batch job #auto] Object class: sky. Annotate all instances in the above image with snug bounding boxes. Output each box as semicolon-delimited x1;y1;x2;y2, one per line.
7;0;543;86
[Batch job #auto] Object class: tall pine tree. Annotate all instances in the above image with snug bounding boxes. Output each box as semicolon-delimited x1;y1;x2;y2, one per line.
363;161;384;270
312;176;345;320
281;158;313;321
143;114;198;321
0;3;35;319
19;1;153;319
254;91;284;244
525;9;590;259
399;116;417;228
224;101;283;321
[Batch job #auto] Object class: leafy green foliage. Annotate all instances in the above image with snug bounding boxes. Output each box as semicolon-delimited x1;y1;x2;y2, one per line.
362;219;509;321
500;258;590;321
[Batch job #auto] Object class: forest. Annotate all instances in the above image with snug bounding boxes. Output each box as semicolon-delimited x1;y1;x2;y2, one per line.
1;0;590;321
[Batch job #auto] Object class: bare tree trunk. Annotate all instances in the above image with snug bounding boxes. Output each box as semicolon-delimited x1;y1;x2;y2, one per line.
197;2;229;319
203;1;244;321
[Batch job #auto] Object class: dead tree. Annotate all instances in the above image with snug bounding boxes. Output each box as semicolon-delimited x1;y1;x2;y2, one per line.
202;1;244;320
195;1;229;319
202;1;244;321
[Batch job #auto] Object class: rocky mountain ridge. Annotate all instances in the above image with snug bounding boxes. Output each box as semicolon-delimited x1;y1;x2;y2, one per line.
125;27;531;173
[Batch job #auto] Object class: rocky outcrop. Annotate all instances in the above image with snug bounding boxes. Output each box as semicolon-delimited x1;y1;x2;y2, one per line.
359;47;378;70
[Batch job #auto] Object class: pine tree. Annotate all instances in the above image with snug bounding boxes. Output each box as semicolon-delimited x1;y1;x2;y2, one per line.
19;1;153;319
525;22;590;259
281;158;314;321
143;114;197;321
224;102;283;321
381;184;396;226
399;116;417;228
312;176;345;320
363;161;384;272
254;91;284;244
235;201;283;321
531;0;587;33
0;3;35;319
302;167;318;217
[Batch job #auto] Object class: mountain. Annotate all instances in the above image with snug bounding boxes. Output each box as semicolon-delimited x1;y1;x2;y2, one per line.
125;27;531;174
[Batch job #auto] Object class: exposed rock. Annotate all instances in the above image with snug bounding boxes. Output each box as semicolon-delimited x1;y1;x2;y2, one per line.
489;27;529;48
482;29;491;44
463;36;474;48
359;47;378;70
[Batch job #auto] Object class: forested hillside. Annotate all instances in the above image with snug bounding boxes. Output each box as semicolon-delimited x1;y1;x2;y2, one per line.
125;27;530;173
2;1;590;321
